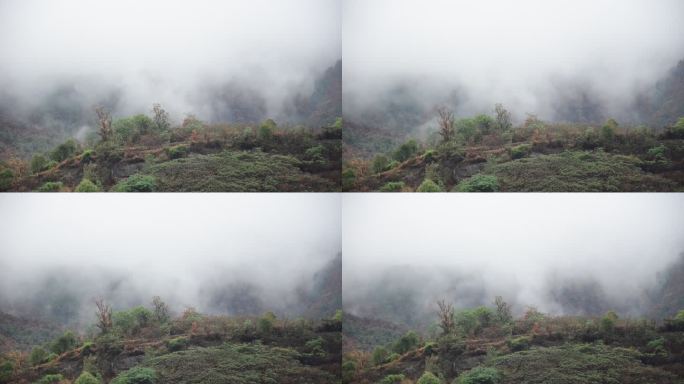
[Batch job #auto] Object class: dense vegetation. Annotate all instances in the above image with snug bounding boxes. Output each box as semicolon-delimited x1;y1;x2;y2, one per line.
0;107;341;192
343;298;684;384
344;111;684;192
0;297;342;384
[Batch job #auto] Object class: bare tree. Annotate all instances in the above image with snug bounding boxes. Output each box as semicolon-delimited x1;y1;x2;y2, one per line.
95;298;113;334
437;299;455;335
437;107;455;143
152;103;170;131
494;103;512;131
494;296;512;324
152;296;170;323
95;106;113;141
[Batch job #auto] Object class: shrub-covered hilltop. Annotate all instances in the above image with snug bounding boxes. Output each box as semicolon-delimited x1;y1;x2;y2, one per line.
0;297;342;384
343;298;684;384
343;111;684;192
0;106;342;192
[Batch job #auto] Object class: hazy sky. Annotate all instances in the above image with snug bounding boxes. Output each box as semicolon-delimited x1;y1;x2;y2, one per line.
343;0;684;121
343;194;684;315
0;0;341;120
0;194;341;316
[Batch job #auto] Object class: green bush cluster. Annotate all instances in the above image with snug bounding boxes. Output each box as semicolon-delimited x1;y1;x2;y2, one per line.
37;181;63;192
506;336;530;352
113;306;153;336
417;179;442;192
455;367;501;384
379;374;406;384
75;179;100;192
35;374;64;384
393;331;420;354
29;346;48;366
0;360;12;383
393;139;419;162
50;330;78;355
74;371;101;384
372;346;389;365
417;371;441;384
113;174;157;192
165;145;188;160
510;144;531;159
380;181;405;192
165;337;188;352
111;367;157;384
454;174;499;192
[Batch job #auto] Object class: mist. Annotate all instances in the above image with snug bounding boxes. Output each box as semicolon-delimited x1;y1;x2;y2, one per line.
342;194;684;326
343;0;684;128
0;0;341;129
0;194;341;326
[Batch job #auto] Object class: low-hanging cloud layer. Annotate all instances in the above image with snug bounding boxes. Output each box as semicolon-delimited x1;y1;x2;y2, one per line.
0;194;341;325
0;0;341;124
343;194;684;325
343;0;684;126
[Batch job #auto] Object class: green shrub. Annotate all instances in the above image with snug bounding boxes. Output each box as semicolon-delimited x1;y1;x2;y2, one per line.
31;154;49;174
35;374;64;384
50;330;78;355
113;115;155;143
507;336;530;352
385;353;399;362
305;337;326;357
75;179;101;192
111;367;156;384
379;181;405;192
424;341;437;356
455;174;499;192
417;371;441;384
372;155;390;174
455;307;494;336
50;139;79;162
29;346;48;366
258;119;276;141
393;139;418;162
81;149;95;163
417;179;442;192
257;312;276;335
456;367;501;384
600;311;618;334
372;346;389;365
342;168;356;190
393;331;420;354
165;145;188;160
113;174;156;192
0;360;12;382
380;374;406;384
37;181;63;192
0;168;13;191
510;144;531;159
342;360;356;382
424;149;438;162
166;337;188;352
114;306;153;336
74;371;100;384
80;341;94;356
646;337;667;356
666;117;684;138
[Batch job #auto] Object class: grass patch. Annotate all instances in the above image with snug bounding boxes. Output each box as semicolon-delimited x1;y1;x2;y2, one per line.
487;150;678;191
136;150;336;192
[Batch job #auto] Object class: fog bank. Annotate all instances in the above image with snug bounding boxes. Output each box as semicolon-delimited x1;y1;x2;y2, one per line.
343;0;684;126
0;194;341;325
343;194;684;325
0;0;341;124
